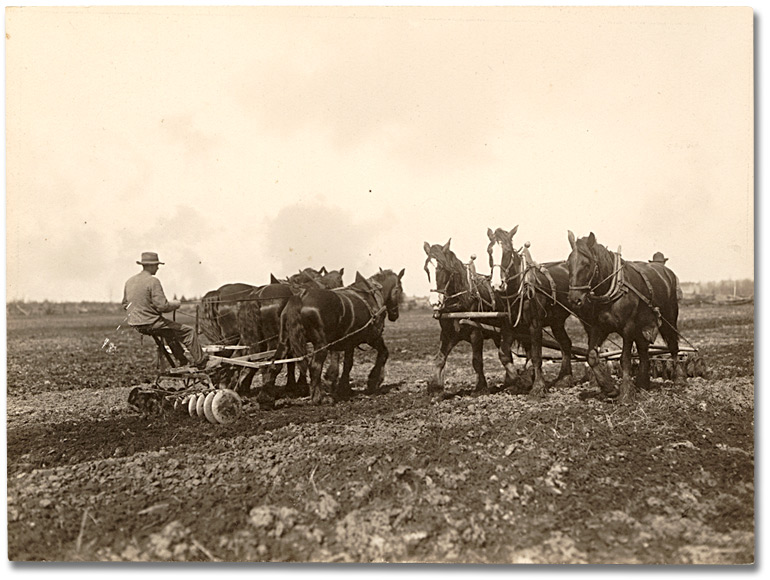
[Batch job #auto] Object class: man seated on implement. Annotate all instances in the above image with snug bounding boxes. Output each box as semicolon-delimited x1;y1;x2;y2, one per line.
122;252;209;369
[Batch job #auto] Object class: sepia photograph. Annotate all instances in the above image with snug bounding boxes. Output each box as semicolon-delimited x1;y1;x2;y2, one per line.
5;4;755;564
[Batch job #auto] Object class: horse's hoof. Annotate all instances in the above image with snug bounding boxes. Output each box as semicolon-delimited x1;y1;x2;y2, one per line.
617;394;635;405
257;399;275;411
635;377;651;390
552;375;573;389
427;383;443;395
430;391;447;404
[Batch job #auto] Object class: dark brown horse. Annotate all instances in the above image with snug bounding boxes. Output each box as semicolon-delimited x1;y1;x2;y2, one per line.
423;239;503;395
566;231;685;403
264;268;404;408
199;283;257;346
199;268;344;394
487;227;576;397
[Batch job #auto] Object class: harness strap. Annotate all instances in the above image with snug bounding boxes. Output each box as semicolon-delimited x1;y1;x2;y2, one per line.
627;263;656;300
624;263;662;327
537;264;558;304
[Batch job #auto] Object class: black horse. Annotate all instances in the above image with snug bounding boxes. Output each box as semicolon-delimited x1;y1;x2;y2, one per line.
237;267;345;395
199;268;345;394
566;231;685;403
423;239;503;395
487;227;575;397
264;268;405;408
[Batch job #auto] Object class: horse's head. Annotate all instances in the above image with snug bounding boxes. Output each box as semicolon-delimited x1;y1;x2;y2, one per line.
486;226;519;292
287;269;316;286
373;267;405;322
567;230;600;308
423;239;462;314
318;268;345;289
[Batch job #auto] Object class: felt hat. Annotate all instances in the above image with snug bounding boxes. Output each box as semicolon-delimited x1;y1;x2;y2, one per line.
137;252;164;265
649;252;668;264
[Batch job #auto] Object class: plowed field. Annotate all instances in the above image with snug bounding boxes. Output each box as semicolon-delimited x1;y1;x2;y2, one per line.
6;304;754;563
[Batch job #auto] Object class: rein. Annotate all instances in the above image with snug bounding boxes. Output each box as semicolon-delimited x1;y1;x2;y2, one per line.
569;248;625;304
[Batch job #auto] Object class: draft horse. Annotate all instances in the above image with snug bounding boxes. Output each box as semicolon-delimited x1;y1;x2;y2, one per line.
487;227;575;397
200;268;345;394
423;239;502;395
264;268;405;408
566;231;685;403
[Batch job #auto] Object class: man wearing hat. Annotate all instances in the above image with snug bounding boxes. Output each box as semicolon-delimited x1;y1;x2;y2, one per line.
649;252;683;300
122;252;209;369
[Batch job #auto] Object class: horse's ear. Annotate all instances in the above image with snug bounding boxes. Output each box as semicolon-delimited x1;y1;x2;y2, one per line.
443;238;452;252
567;230;576;249
509;225;519;240
487;228;495;241
319;266;327;275
423;242;431;255
588;232;596;247
270;273;280;284
355;271;366;284
398;268;405;280
379;266;384;273
339;267;344;275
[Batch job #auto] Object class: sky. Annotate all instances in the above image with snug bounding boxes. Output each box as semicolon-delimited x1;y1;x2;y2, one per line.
4;4;755;302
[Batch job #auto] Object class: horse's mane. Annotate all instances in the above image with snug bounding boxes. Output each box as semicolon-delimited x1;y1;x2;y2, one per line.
575;235;617;295
428;246;465;278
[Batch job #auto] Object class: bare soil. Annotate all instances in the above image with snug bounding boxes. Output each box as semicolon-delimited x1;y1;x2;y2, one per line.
6;304;754;563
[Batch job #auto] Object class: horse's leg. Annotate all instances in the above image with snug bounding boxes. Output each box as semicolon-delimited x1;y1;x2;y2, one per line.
470;329;489;394
337;347;355;399
235;368;256;396
497;321;520;390
366;335;389;394
528;313;547;399
507;331;533;393
325;351;341;387
304;326;330;405
428;327;460;394
635;333;651;390
660;320;686;385
285;360;296;390
617;327;637;404
586;327;617;398
324;351;341;386
309;347;330;405
257;343;289;410
551;314;574;389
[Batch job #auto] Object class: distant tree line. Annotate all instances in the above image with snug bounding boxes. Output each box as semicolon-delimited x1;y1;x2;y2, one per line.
5;280;753;317
680;278;754;298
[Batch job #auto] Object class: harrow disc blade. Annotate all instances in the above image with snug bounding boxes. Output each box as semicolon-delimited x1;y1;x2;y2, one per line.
211;389;243;424
203;391;218;424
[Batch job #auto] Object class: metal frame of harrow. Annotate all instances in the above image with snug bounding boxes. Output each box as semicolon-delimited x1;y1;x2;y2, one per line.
437;311;705;374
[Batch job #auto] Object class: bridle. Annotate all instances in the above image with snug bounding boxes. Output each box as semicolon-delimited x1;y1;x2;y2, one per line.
385;279;402;320
568;247;600;293
487;242;525;293
424;254;468;305
569;244;624;304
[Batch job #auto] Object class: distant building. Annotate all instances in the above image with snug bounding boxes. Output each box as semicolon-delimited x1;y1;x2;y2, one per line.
680;281;702;296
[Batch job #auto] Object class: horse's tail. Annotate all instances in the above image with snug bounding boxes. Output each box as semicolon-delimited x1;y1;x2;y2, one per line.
238;294;262;352
657;266;681;355
281;295;308;375
199;290;224;343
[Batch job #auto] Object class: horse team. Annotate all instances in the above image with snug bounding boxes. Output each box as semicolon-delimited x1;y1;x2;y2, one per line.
200;266;405;409
198;228;684;408
424;228;685;404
